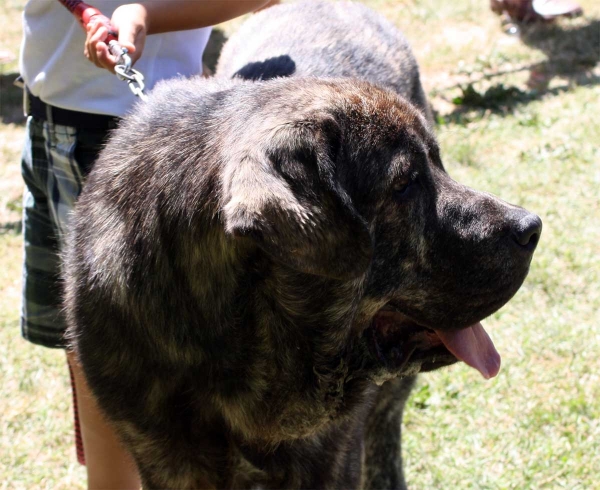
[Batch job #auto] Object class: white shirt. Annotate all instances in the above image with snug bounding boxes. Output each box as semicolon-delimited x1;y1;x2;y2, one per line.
20;0;211;117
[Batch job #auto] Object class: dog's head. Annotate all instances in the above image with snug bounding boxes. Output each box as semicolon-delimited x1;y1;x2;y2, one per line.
220;78;540;433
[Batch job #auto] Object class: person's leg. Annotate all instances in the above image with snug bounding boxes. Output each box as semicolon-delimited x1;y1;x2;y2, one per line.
67;350;141;490
20;117;67;348
58;122;140;489
63;121;141;488
21;114;139;489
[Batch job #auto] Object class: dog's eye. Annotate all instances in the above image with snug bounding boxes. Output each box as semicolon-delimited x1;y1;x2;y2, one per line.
392;178;415;201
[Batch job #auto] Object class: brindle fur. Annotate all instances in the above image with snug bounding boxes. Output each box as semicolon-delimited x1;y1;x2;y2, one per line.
64;2;540;489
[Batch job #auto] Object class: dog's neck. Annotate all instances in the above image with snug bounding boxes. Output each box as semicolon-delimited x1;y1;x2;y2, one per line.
178;228;375;435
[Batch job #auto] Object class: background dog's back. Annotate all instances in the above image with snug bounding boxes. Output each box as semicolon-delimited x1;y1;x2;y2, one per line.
217;0;432;121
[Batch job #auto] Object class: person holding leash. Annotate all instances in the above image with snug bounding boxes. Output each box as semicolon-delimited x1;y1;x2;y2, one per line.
19;1;271;488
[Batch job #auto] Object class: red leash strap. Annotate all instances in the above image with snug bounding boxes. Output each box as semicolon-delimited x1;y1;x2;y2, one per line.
58;0;118;41
57;0;148;101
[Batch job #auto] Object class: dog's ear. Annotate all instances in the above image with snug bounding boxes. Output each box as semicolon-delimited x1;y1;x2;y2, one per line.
223;116;372;280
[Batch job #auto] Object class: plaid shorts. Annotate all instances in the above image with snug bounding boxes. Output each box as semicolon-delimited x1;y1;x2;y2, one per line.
20;115;113;348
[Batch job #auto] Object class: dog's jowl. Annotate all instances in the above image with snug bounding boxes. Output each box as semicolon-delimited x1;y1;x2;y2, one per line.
64;2;541;489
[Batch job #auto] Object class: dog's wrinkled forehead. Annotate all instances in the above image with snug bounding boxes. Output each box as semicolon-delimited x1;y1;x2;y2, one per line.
228;78;443;202
335;89;443;196
341;88;427;139
347;89;437;146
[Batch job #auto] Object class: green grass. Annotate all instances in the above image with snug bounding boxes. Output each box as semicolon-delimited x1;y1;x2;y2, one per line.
1;0;599;488
402;86;600;489
0;231;86;489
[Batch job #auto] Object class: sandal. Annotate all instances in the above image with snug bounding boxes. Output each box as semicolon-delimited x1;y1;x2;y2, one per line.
532;0;583;19
490;0;582;23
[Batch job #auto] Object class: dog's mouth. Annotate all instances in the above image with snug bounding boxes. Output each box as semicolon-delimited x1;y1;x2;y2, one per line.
367;305;501;379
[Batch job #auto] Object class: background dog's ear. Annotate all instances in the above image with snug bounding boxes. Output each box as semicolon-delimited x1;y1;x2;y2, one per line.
223;116;372;280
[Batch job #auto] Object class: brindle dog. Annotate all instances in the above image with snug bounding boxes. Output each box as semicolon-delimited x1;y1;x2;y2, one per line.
64;2;541;489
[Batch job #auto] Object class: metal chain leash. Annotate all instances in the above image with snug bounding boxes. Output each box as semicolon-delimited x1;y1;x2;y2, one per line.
108;41;148;101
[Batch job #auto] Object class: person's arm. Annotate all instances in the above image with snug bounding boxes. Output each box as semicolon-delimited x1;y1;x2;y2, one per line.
85;0;271;71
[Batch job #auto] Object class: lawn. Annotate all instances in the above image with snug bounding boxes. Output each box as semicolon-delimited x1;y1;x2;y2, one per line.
1;0;599;488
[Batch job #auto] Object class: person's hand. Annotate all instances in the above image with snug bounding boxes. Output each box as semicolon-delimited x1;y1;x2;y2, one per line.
84;3;148;72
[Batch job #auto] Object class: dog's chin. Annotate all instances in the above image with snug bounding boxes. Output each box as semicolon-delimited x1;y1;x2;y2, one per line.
366;307;458;376
362;304;502;384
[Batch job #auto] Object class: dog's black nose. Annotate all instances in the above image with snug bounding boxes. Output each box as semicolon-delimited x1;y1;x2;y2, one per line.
512;213;542;251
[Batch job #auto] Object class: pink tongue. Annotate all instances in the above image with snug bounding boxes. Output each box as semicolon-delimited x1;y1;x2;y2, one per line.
434;322;501;379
